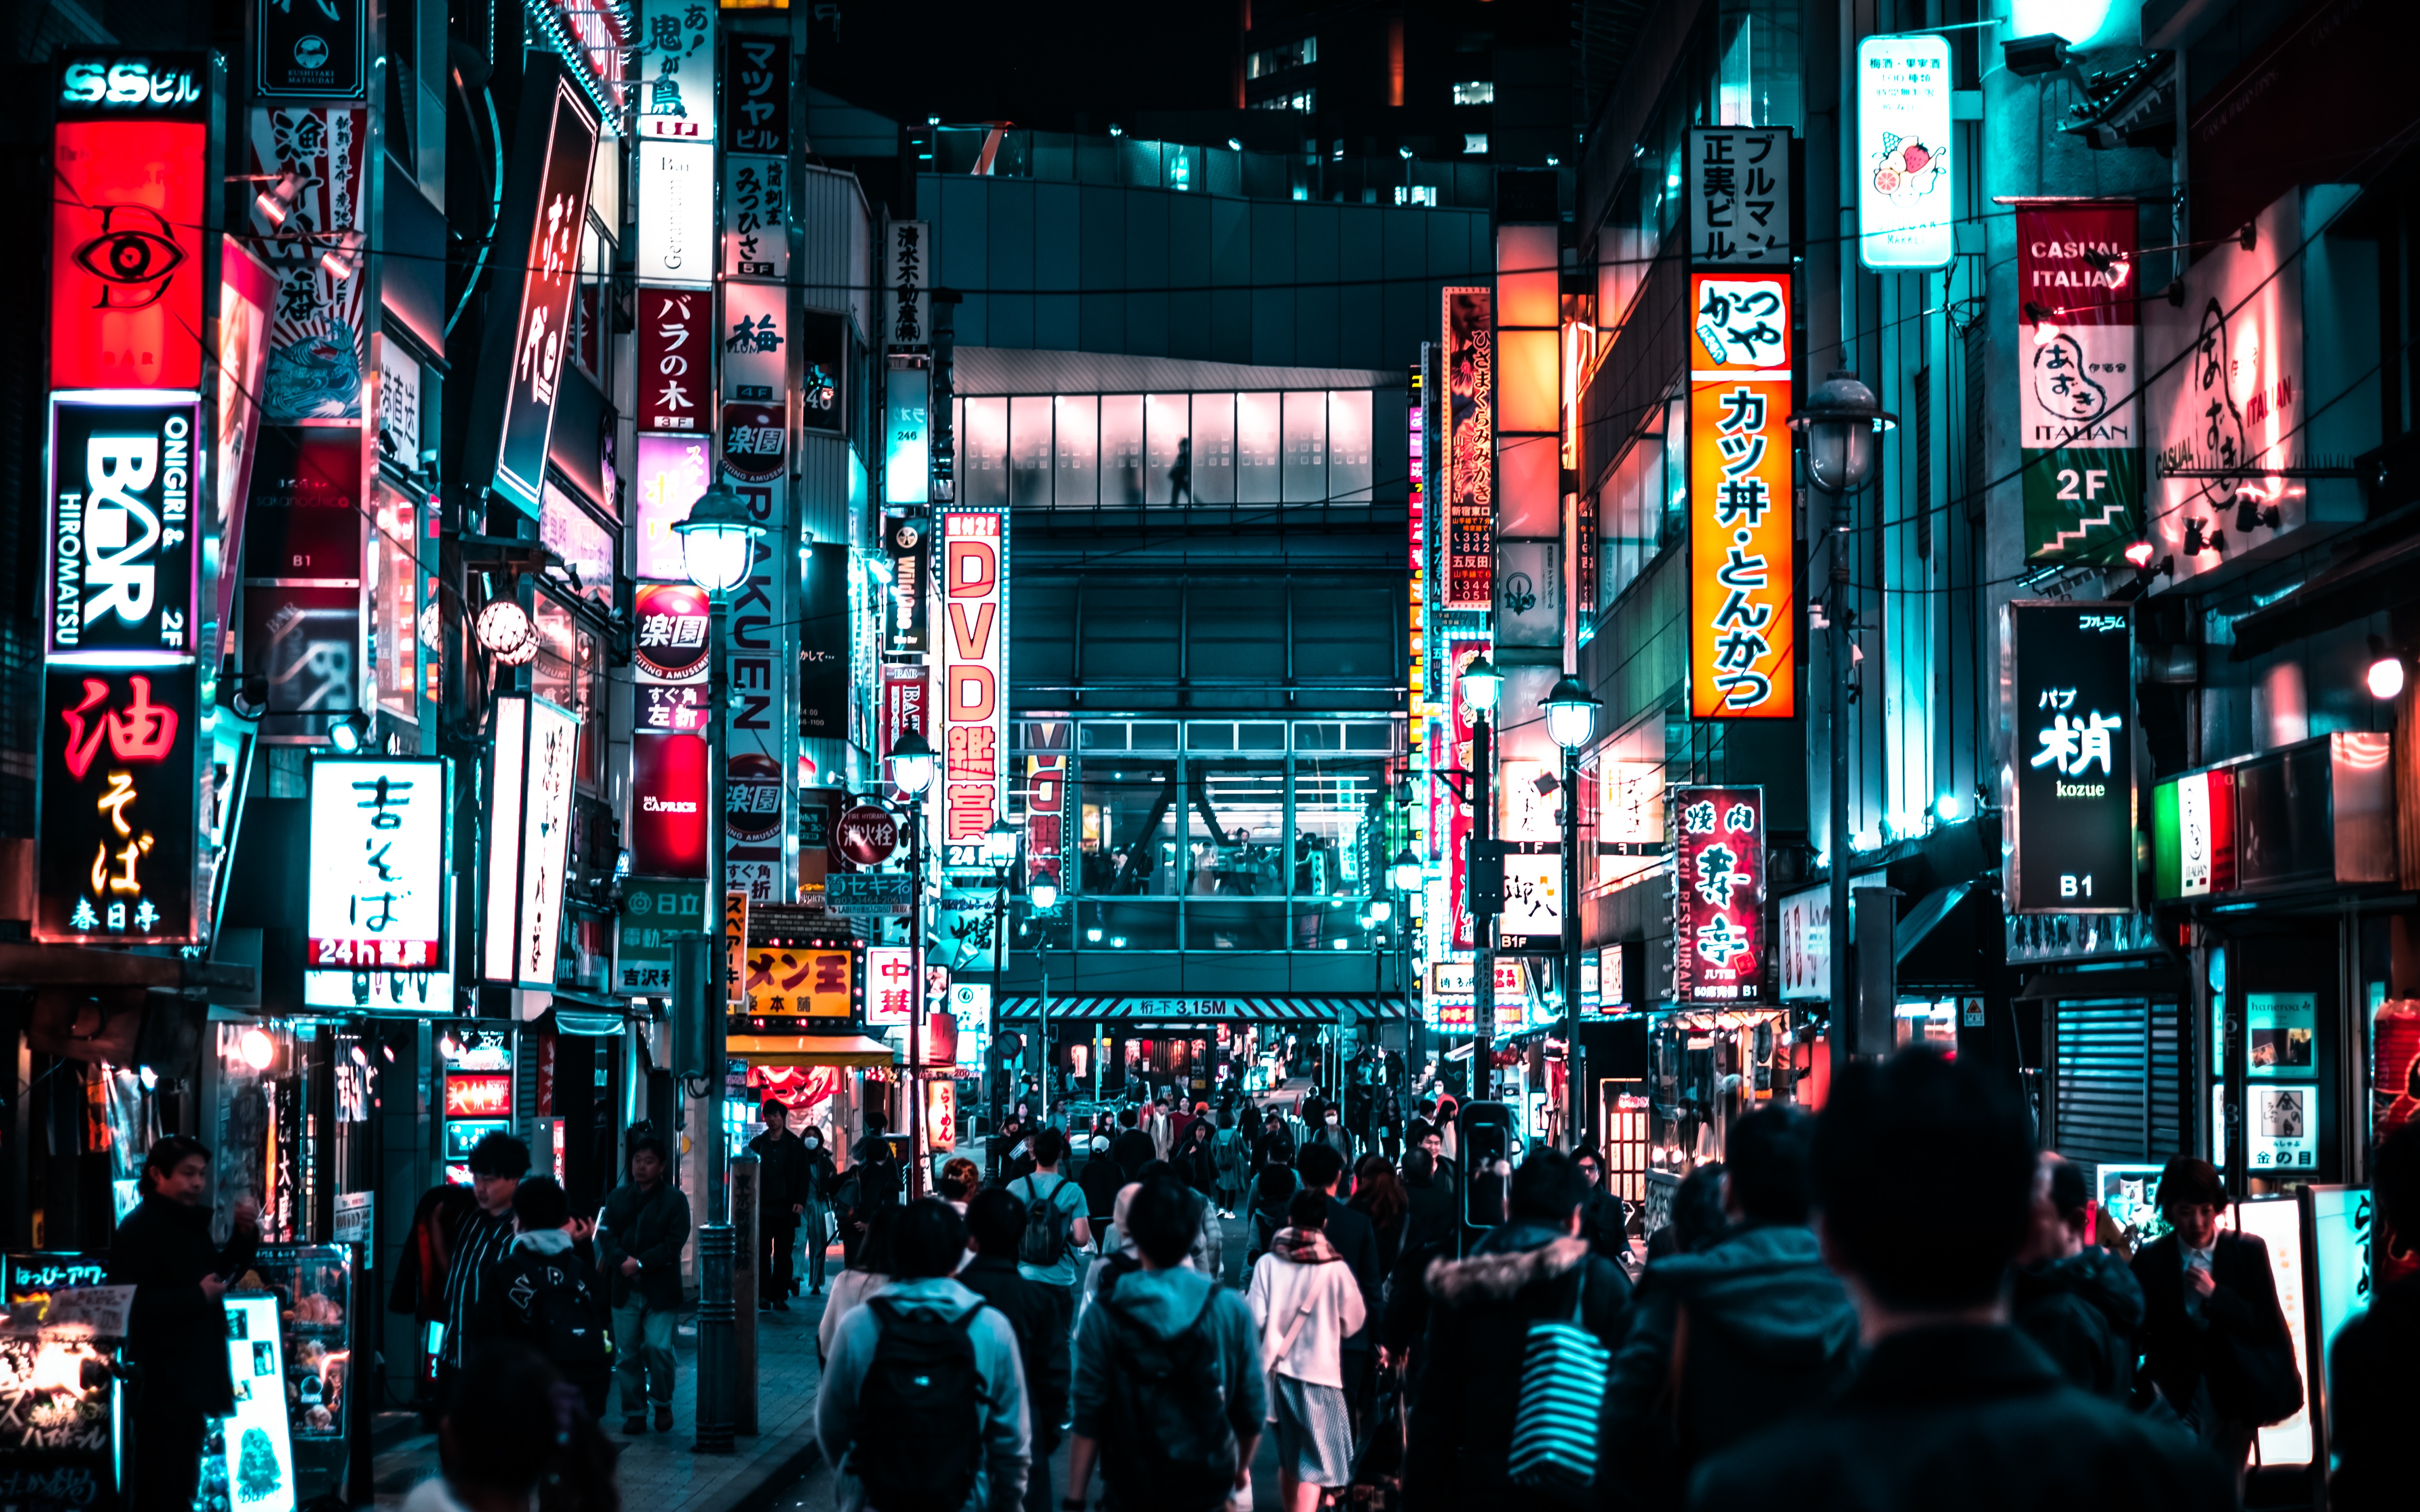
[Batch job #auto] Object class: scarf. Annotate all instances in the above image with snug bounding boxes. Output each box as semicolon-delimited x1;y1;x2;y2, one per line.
1270;1227;1340;1263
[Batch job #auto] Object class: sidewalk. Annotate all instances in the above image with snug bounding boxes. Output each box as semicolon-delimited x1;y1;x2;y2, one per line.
373;1293;828;1512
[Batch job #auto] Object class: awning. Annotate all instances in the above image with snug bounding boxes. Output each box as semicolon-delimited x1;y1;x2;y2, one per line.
2016;966;2188;1001
727;1033;898;1067
996;995;1399;1024
1894;881;1996;989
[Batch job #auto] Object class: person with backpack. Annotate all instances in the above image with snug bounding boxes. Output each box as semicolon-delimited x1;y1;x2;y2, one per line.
839;1136;905;1266
816;1198;1030;1512
1247;1190;1367;1512
1065;1174;1264;1512
401;1341;620;1512
820;1204;900;1362
595;1136;691;1435
479;1177;616;1417
961;1188;1073;1512
1401;1150;1634;1512
1010;1128;1094;1334
1598;1106;1855;1500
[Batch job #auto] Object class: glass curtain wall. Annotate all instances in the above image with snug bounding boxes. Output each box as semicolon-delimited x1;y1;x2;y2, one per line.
958;390;1375;509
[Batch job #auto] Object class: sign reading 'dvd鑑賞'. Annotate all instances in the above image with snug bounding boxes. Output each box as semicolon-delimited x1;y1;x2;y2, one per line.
1673;786;1766;1002
2005;601;2133;914
933;511;1006;872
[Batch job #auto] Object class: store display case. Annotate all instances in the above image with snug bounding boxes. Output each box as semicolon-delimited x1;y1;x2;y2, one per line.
227;1245;358;1507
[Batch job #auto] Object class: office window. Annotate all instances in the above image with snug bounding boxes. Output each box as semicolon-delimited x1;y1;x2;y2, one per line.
1010;395;1052;507
1053;394;1098;509
1464;134;1490;155
962;397;1008;506
1146;393;1191;505
1246;36;1316;78
1451;81;1495;105
1292;758;1384;898
1237;392;1282;505
1079;763;1183;896
1100;394;1144;507
1328;391;1373;503
1192;393;1236;504
1281;391;1327;503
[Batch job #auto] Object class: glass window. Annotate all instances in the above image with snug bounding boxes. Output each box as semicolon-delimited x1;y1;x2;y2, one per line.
1328;391;1373;503
1291;758;1385;898
1187;761;1286;896
530;591;603;792
1237;392;1281;504
1010;395;1052;507
1145;393;1189;505
1451;80;1495;105
1282;391;1327;503
1079;763;1182;896
369;484;420;724
1100;394;1144;507
1191;394;1235;504
1053;395;1098;509
963;396;1008;506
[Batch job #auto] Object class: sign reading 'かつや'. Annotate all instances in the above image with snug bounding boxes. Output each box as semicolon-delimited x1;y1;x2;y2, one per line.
1689;275;1796;719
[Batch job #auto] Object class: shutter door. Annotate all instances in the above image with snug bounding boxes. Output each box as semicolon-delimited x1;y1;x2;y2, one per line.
2051;997;2187;1166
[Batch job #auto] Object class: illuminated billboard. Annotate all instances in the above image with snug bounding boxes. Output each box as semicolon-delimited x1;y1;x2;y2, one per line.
304;756;452;1010
932;510;1006;872
1688;273;1796;719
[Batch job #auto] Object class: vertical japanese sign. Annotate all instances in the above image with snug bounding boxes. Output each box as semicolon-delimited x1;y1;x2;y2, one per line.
1022;720;1072;894
723;530;792;903
637;139;716;286
1855;34;1953;270
1407;366;1428;710
467;66;602;518
529;0;630;118
1688;127;1792;267
880;664;928;801
720;281;787;402
616;879;706;994
2004;601;2134;915
2017;203;2141;564
634;0;714;138
36;670;202;942
1672;786;1766;1003
51;52;211;393
632;582;711;732
244;105;368;421
517;698;581;988
865;944;916;1026
887;222;930;349
633;434;712;579
1688;274;1796;718
1444;640;1489;952
636;287;711;431
1441;289;1495;609
883;514;929;654
723;31;788;151
933;510;1005;872
725;153;789;280
304;757;452;1010
46;397;203;660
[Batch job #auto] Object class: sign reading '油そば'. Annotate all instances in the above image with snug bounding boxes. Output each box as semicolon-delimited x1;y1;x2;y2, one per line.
933;511;1006;872
1673;786;1765;1002
1689;274;1795;719
2005;600;2133;915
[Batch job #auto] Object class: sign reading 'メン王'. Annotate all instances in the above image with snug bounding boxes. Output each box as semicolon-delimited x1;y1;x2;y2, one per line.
933;510;1006;872
2004;600;2133;914
1689;274;1796;719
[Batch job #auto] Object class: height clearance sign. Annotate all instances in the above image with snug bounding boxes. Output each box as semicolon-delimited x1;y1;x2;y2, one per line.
933;510;1006;873
1689;274;1796;719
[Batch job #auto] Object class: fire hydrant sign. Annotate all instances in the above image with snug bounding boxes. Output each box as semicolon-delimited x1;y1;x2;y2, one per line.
1672;785;1766;1002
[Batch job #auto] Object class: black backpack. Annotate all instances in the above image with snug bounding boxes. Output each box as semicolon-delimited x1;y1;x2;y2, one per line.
853;1297;986;1512
1097;1290;1238;1512
509;1254;612;1370
1016;1175;1075;1269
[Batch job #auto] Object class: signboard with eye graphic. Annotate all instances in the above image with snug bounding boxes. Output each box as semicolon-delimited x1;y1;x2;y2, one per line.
51;50;212;393
2016;202;2142;566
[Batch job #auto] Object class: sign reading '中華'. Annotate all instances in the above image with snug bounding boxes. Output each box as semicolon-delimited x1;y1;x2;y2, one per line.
2005;601;2133;915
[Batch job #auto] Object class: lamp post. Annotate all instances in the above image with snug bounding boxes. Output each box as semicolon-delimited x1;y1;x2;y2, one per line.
1028;872;1059;1122
888;728;936;1194
1388;845;1422;1078
1542;672;1602;1152
1790;372;1895;1071
983;817;1017;1142
672;482;763;1456
1459;654;1503;1099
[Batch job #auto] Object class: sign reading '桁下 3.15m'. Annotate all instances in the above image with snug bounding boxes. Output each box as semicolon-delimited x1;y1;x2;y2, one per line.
2005;601;2133;914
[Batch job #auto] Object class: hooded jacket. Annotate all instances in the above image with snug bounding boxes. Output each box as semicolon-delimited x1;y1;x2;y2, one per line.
816;1275;1029;1512
1071;1261;1266;1449
1603;1221;1859;1470
1403;1222;1634;1512
2012;1246;2146;1402
1246;1228;1366;1389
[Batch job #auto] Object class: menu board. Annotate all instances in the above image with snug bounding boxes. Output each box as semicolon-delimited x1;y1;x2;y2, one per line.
0;1254;122;1512
207;1293;296;1512
2221;1198;2313;1469
230;1246;356;1506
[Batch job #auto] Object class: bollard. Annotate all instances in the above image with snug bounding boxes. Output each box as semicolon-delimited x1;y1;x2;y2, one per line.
730;1154;759;1436
692;1221;736;1453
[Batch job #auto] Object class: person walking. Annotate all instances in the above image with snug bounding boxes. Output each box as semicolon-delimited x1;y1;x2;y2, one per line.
1348;1155;1408;1275
109;1136;260;1512
1010;1127;1094;1335
439;1131;530;1407
1600;1107;1856;1497
595;1136;691;1435
819;1204;900;1361
2012;1153;2145;1402
1247;1190;1368;1512
815;1198;1030;1512
1572;1148;1631;1267
1247;1153;1301;1266
1110;1108;1156;1180
749;1097;810;1310
400;1341;620;1512
2132;1155;2300;1479
838;1135;903;1266
1294;1142;1380;1421
478;1176;615;1416
1174;1119;1220;1201
799;1123;841;1295
1402;1151;1634;1512
2330;1117;2420;1512
1689;1048;2233;1512
962;1188;1073;1512
1309;1104;1354;1166
1079;1133;1125;1235
1211;1108;1247;1217
1065;1174;1265;1512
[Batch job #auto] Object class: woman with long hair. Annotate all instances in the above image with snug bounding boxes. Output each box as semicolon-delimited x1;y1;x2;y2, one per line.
1247;1151;1302;1266
1348;1153;1410;1272
817;1203;898;1362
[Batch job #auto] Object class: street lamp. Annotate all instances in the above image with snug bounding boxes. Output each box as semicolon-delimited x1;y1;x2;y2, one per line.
886;728;934;1196
1388;845;1422;895
671;481;762;1457
1791;373;1894;1071
1458;653;1502;1099
985;816;1019;1148
1542;672;1601;1152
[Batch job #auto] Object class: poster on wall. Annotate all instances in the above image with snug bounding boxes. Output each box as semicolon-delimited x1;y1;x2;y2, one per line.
932;510;1006;873
36;667;202;943
1441;288;1495;609
1672;785;1765;1003
45;396;203;662
1854;34;1952;270
2016;202;2141;565
1688;273;1796;719
51;51;211;393
633;0;714;138
244;105;368;422
2004;600;2133;914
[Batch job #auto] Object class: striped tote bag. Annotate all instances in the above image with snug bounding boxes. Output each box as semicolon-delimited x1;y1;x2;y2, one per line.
1506;1266;1610;1491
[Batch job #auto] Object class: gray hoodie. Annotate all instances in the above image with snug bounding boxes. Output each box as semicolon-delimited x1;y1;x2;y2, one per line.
816;1276;1030;1512
1071;1261;1266;1446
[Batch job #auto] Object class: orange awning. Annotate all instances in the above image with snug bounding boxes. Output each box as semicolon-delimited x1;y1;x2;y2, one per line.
727;1032;897;1068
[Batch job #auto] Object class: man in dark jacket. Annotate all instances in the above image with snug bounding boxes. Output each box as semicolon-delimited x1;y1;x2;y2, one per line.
747;1097;809;1309
439;1130;529;1406
477;1176;613;1415
1381;1150;1460;1371
1297;1141;1381;1417
110;1136;260;1512
2330;1116;2420;1512
1403;1151;1634;1512
2012;1153;2145;1401
2132;1154;2299;1477
962;1186;1074;1512
596;1135;692;1434
1603;1106;1856;1490
1689;1049;2232;1512
1572;1147;1632;1267
1110;1106;1157;1179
